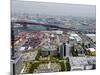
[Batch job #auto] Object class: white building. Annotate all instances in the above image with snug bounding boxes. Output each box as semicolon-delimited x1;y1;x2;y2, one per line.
69;57;96;71
19;47;26;51
68;32;82;44
86;34;96;42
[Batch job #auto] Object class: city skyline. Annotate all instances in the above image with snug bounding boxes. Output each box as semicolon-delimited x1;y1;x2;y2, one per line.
11;1;96;75
11;0;96;17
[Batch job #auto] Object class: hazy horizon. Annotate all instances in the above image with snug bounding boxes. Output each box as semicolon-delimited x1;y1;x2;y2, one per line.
11;0;96;17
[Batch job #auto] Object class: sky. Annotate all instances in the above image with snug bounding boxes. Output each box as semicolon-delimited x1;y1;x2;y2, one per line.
11;0;96;17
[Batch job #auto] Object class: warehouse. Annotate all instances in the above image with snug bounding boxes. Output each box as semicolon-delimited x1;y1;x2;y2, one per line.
69;57;96;71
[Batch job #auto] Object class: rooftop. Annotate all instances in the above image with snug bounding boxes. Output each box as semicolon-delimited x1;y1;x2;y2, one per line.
69;33;82;42
86;48;96;52
86;34;96;37
22;51;38;61
41;44;57;51
86;34;96;42
69;57;96;67
34;62;61;73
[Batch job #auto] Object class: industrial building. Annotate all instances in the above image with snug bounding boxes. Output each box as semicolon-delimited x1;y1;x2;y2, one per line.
68;32;82;43
86;34;96;43
41;30;63;35
69;57;96;71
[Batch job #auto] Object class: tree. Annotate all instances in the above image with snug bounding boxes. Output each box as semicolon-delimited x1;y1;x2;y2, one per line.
81;43;85;48
71;45;77;56
66;58;71;71
60;62;65;71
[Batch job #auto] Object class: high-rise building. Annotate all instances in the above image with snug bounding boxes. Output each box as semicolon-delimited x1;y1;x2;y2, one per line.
59;43;70;58
10;55;23;75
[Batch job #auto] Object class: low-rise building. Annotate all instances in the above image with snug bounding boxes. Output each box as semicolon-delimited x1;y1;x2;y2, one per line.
86;48;96;56
34;63;61;73
86;34;96;43
41;43;57;56
19;47;26;51
68;32;82;44
22;51;38;61
76;48;85;57
69;57;96;71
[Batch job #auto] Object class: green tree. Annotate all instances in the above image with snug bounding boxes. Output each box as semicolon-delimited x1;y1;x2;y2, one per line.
71;45;77;56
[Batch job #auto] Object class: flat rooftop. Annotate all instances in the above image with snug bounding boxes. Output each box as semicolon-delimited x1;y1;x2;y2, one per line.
34;63;61;73
86;48;96;52
69;57;96;67
86;34;96;37
41;44;57;51
86;34;96;42
22;51;38;61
